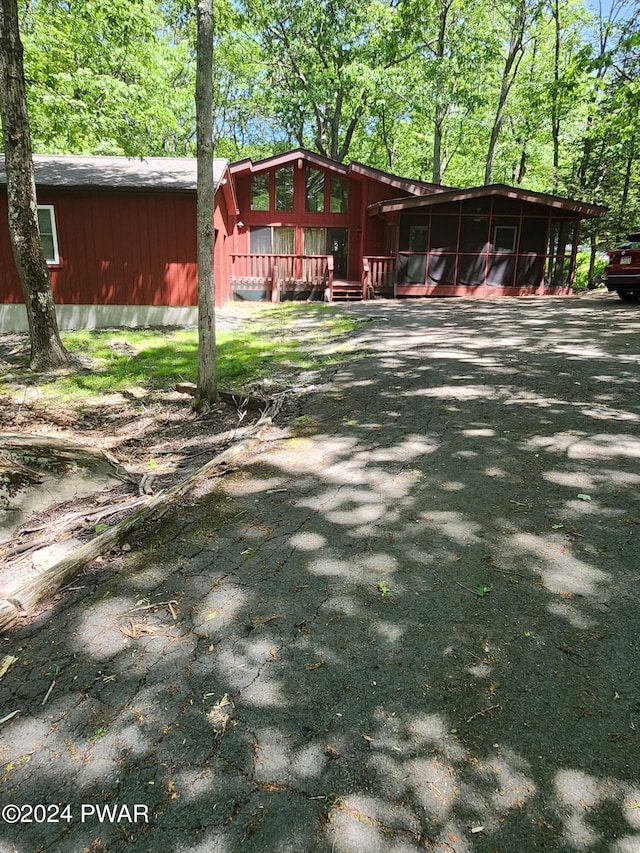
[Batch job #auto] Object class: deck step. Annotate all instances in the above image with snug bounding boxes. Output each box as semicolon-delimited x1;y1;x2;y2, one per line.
332;281;364;301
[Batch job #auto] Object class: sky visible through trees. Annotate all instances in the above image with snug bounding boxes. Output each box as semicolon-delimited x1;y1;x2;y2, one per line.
8;0;640;242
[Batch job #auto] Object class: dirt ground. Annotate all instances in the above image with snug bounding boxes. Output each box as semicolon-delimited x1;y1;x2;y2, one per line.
1;291;640;852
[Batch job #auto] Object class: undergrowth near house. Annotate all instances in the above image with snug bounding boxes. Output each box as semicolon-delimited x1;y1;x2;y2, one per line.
0;303;357;480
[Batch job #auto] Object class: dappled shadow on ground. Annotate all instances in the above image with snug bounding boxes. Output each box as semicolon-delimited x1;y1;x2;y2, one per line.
0;306;349;495
1;293;640;852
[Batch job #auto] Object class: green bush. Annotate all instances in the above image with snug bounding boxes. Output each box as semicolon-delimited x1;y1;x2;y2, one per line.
573;250;608;291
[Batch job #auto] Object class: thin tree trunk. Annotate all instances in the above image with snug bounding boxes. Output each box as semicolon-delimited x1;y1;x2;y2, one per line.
194;0;217;411
0;0;67;370
484;47;522;184
432;0;451;185
550;0;561;194
432;103;446;185
619;148;633;225
484;0;531;185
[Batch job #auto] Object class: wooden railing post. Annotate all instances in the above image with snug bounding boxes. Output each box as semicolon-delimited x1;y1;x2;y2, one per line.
271;256;279;302
326;256;334;301
362;258;370;299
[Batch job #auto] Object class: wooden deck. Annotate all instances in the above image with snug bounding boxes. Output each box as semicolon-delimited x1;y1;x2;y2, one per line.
229;254;398;302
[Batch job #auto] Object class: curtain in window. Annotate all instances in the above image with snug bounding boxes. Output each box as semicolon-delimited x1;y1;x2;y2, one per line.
303;228;326;255
249;226;272;254
274;227;295;254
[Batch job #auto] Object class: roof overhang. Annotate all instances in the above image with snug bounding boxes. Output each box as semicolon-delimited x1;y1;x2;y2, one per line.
348;161;449;196
370;183;608;218
214;159;239;216
230;148;448;197
0;153;239;215
230;148;349;178
0;154;202;191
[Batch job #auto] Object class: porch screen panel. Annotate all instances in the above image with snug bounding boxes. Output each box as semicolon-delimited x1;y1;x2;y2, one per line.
546;220;576;286
486;253;516;286
516;219;546;287
516;254;545;288
397;222;428;285
425;215;455;285
487;223;518;286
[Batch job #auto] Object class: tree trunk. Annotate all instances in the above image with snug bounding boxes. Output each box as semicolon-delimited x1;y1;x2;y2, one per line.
0;0;67;370
432;103;445;185
431;0;451;185
484;0;530;185
484;50;521;185
194;0;217;411
550;0;561;194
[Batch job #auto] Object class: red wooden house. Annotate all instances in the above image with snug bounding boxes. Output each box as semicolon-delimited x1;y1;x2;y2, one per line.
229;149;606;301
0;154;237;332
229;149;442;302
0;148;606;332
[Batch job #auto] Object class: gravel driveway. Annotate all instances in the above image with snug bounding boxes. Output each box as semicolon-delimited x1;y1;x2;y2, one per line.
1;292;639;853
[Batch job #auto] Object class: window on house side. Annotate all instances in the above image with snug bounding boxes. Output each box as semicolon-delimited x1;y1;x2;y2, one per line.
37;205;59;264
275;167;294;211
251;174;270;211
493;225;517;253
249;225;272;253
306;167;325;213
330;177;348;213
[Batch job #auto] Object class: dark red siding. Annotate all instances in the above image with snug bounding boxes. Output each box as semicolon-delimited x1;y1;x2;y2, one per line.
214;185;232;308
0;189;199;307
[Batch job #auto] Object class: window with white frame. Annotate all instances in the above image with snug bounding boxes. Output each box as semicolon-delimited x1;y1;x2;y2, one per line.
493;225;517;253
37;205;59;264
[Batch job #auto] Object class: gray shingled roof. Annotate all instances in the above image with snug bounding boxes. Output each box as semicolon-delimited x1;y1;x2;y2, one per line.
0;154;229;191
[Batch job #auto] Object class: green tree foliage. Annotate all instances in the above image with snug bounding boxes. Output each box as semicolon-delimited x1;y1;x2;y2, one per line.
237;0;403;162
3;0;639;240
19;0;195;155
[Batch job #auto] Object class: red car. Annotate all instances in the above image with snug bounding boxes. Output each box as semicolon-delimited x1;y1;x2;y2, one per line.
605;231;640;301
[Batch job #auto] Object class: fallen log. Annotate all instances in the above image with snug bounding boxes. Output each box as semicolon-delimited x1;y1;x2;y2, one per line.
0;495;151;562
0;395;285;632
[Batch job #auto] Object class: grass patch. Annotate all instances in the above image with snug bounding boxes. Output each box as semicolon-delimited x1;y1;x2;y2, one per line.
1;303;356;403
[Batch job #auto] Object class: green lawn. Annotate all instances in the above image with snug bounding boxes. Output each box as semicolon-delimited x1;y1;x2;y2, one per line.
1;303;356;403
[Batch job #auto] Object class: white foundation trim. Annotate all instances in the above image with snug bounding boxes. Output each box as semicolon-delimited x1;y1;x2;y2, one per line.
0;304;198;333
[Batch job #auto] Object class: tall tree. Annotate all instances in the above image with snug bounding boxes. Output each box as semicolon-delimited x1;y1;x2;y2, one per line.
194;0;216;411
20;0;196;157
241;0;398;162
484;0;543;184
0;0;67;369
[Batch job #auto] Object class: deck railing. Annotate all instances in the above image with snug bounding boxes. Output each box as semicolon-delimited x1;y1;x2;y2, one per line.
230;253;334;301
362;255;396;298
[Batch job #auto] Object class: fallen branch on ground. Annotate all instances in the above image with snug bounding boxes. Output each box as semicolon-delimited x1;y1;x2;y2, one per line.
0;495;151;562
0;394;285;632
